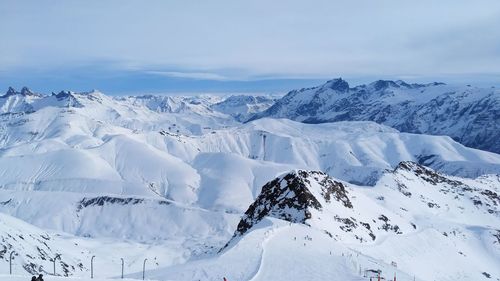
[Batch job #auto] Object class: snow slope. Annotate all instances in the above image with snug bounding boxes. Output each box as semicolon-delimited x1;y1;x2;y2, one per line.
198;118;500;184
0;87;498;280
138;220;372;281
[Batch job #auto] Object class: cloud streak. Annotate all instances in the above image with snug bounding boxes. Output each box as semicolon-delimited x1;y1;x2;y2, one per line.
146;71;230;81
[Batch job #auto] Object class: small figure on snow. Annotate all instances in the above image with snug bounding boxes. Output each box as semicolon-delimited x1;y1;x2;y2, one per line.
35;274;44;281
31;276;36;281
223;277;228;281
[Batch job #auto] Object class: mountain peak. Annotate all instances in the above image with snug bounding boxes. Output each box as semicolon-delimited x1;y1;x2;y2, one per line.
322;78;349;92
53;90;85;108
234;170;352;236
4;86;17;97
20;87;35;96
54;90;74;98
2;86;41;98
371;80;400;90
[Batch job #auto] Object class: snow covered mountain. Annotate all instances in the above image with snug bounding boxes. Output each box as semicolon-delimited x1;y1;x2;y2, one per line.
231;169;401;242
231;164;499;241
211;94;277;121
135;163;499;281
216;164;500;281
249;78;500;154
0;86;498;280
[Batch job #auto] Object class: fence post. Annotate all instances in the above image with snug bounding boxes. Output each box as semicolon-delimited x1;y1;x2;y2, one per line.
121;258;124;279
91;255;96;279
142;258;148;280
9;251;16;275
53;254;61;275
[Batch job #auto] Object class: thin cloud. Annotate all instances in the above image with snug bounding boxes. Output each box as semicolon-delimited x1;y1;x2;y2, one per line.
147;71;230;81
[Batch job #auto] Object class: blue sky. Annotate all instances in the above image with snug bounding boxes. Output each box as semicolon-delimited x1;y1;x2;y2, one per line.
1;0;500;95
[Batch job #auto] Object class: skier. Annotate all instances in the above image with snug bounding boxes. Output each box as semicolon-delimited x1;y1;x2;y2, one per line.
31;277;36;281
35;274;44;281
223;277;228;281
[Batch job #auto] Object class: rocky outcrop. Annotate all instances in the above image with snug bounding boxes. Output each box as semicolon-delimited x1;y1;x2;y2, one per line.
235;170;352;236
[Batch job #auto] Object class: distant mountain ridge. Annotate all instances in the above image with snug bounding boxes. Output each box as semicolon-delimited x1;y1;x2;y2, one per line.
249;78;500;154
211;95;277;121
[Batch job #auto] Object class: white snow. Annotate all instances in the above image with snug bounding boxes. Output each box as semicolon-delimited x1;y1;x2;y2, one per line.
0;87;498;281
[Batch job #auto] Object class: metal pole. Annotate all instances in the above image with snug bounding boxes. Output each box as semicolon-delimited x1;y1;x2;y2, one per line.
120;258;124;279
9;251;15;275
53;254;61;275
142;258;148;280
91;255;96;279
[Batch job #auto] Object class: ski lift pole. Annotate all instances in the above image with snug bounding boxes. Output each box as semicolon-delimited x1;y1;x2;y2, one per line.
53;254;61;275
120;258;124;279
91;255;96;278
391;261;398;281
9;251;16;275
142;258;148;280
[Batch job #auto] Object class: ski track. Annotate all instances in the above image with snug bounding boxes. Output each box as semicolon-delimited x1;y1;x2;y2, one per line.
247;226;284;281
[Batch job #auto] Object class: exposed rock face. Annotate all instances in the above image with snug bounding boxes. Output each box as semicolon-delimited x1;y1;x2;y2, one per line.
235;170;352;236
224;168;417;250
77;195;170;211
322;78;350;92
4;87;17;97
53;91;84;108
20;87;36;96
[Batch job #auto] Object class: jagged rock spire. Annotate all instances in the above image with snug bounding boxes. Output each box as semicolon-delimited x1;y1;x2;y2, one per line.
322;78;349;92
